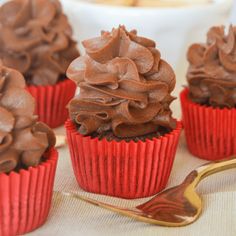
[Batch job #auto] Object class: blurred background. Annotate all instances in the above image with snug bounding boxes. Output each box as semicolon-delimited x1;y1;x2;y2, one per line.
62;0;234;68
0;0;235;117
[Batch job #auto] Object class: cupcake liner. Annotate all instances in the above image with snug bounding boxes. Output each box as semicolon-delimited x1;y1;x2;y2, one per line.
65;119;182;199
180;88;236;160
27;79;76;128
0;148;58;236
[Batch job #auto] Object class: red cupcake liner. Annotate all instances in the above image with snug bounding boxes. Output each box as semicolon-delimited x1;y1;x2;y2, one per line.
65;119;182;199
180;88;236;160
27;79;76;128
0;148;58;236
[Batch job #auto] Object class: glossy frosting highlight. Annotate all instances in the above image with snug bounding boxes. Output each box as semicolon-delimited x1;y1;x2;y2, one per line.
67;26;176;138
0;64;55;173
187;25;236;108
0;0;79;86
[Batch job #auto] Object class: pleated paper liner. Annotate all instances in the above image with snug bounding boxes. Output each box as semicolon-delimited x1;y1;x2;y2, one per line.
65;119;182;199
180;88;236;160
27;79;76;128
0;148;58;236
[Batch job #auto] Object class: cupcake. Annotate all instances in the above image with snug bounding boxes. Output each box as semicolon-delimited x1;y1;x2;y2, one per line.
65;26;182;199
0;63;58;235
0;0;80;128
180;25;236;160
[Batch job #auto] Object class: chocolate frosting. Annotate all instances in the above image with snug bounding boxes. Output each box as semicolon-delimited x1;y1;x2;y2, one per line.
0;0;79;86
0;63;56;174
187;25;236;108
67;26;176;138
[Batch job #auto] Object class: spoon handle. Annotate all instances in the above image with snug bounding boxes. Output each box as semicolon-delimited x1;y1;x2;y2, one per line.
192;156;236;187
59;191;137;217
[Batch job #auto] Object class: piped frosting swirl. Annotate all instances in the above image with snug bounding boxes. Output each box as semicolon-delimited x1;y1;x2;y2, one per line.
0;0;79;86
67;26;176;138
0;63;55;174
187;25;236;108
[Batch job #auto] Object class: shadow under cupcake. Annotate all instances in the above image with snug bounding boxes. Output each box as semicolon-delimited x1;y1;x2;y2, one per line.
65;25;182;199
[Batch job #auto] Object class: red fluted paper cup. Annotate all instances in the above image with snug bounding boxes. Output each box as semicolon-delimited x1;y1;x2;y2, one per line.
180;88;236;160
0;148;58;236
27;79;76;128
65;119;182;199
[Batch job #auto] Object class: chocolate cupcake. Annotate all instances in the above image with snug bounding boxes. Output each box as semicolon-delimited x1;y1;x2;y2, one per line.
0;0;80;128
0;63;58;235
65;26;181;199
180;25;236;160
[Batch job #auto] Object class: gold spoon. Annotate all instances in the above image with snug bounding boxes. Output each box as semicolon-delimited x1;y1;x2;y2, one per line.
61;157;236;227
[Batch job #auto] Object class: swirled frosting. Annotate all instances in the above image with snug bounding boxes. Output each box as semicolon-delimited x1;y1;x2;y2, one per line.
0;63;56;174
67;26;176;138
0;0;79;86
187;25;236;108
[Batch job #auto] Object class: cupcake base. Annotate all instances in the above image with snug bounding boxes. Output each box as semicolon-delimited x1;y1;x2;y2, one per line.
65;119;182;199
0;148;58;236
27;79;76;128
180;88;236;160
